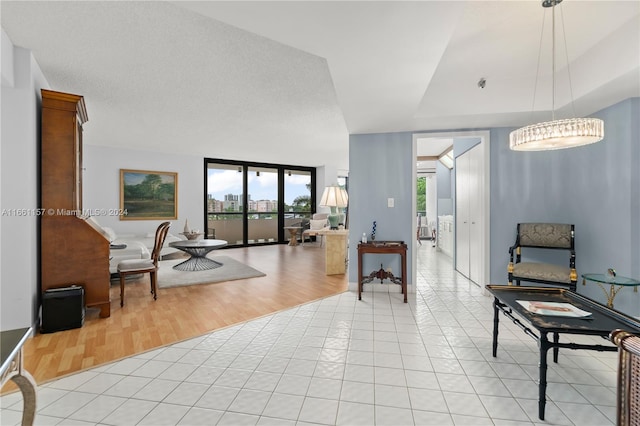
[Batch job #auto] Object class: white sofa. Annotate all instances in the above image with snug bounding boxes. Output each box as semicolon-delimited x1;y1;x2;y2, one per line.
103;227;183;274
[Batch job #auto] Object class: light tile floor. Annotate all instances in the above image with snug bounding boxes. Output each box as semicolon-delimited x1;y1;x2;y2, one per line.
1;245;619;425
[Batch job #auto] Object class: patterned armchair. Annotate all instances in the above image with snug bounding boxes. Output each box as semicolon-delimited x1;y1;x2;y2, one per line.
508;223;577;291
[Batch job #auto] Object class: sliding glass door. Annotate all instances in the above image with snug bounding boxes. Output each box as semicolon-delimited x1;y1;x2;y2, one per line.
284;169;312;226
247;166;278;244
205;159;315;247
206;163;244;244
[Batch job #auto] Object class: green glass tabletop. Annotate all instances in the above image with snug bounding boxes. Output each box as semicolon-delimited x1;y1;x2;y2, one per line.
582;273;640;286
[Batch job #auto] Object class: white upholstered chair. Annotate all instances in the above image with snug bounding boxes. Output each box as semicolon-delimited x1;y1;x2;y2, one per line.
302;213;329;246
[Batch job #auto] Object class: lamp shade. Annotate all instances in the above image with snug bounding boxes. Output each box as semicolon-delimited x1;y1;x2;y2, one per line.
319;185;348;208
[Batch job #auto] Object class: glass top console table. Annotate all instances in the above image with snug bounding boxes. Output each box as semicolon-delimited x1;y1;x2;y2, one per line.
582;273;640;309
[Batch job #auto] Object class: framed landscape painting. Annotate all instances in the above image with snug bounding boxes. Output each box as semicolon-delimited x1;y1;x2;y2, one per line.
120;169;178;220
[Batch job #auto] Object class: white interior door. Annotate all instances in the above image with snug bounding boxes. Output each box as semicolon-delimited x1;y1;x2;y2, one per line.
455;151;470;278
468;145;483;283
455;144;484;283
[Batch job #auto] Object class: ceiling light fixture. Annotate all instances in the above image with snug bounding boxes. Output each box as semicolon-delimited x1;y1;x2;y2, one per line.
509;0;604;151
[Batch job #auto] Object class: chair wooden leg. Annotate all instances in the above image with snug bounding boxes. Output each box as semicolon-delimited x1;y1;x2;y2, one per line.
150;271;157;300
120;273;125;307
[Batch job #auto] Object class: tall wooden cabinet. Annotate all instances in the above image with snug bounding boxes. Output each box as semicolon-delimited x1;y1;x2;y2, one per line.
40;89;111;318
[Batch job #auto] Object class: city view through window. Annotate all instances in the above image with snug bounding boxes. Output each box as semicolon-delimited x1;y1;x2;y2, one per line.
205;161;314;245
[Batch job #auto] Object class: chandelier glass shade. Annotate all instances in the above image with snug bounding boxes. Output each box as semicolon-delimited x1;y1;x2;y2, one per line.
509;117;604;151
509;0;604;151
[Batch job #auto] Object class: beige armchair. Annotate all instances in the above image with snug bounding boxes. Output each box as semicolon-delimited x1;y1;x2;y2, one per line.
302;213;329;246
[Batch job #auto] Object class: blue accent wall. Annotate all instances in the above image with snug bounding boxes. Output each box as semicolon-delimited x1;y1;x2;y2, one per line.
348;132;414;285
490;97;640;314
436;161;452;216
349;97;640;315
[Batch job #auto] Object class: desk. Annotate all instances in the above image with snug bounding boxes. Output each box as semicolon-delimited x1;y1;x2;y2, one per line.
486;285;640;420
169;239;228;271
283;226;302;246
357;241;407;303
582;273;640;308
1;327;36;426
317;229;348;274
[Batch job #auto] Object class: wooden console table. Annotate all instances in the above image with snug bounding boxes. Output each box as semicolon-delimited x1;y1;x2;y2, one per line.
1;327;37;425
357;241;407;302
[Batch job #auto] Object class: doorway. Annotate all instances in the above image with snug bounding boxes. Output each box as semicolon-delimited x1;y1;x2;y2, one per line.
412;130;491;287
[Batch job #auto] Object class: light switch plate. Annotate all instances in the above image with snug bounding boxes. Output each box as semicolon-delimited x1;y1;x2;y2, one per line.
388;198;394;208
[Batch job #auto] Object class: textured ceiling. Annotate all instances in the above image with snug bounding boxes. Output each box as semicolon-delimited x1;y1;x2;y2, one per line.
2;1;639;173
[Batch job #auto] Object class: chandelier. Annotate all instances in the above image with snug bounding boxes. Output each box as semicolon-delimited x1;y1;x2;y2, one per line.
509;0;604;151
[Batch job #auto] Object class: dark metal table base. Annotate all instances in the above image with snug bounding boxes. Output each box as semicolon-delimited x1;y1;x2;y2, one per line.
173;248;223;271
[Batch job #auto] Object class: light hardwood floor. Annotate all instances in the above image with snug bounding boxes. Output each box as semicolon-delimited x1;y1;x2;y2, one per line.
13;244;347;391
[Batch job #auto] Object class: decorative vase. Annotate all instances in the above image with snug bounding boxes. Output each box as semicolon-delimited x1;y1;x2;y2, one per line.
184;219;191;234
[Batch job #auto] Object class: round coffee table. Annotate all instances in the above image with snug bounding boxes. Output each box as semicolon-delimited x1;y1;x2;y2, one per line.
169;239;228;271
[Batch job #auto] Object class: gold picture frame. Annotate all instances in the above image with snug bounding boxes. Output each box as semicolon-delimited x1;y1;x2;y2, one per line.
120;169;178;220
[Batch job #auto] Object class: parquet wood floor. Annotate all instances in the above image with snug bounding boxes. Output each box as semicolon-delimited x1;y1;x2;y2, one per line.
8;244;347;392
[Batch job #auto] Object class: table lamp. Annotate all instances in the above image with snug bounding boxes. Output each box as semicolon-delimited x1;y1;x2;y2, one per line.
319;185;348;229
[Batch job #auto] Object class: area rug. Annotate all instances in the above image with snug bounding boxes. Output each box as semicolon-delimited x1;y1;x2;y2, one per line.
157;256;265;288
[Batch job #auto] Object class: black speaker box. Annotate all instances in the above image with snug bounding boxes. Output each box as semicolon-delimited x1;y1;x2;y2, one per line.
41;285;85;333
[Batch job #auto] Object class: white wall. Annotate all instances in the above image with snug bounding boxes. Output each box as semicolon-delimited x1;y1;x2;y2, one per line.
84;145;339;235
83;145;204;238
1;31;49;330
490;98;640;315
